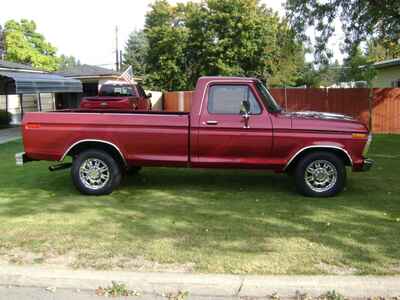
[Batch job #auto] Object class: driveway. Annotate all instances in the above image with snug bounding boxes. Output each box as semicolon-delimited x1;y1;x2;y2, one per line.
0;127;21;144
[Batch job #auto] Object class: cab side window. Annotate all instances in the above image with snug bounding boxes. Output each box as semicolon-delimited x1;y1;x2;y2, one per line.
208;85;261;115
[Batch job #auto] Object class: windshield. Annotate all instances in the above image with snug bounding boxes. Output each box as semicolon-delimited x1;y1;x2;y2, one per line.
99;85;137;97
256;81;282;113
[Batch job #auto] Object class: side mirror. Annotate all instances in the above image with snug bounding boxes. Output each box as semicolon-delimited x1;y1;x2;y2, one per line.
240;100;250;115
146;93;152;98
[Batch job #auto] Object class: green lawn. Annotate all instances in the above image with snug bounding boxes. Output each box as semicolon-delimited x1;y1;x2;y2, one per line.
0;135;399;275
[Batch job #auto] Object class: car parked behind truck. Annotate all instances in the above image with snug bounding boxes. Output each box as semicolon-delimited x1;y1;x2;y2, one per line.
16;76;373;197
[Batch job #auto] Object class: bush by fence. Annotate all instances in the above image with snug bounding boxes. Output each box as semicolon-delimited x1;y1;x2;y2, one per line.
163;88;400;134
0;110;12;127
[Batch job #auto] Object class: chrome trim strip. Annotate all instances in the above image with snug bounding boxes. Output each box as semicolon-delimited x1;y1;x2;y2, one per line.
15;152;26;166
60;139;127;166
284;145;353;170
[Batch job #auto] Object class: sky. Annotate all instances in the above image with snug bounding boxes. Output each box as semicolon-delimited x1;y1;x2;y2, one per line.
1;0;344;70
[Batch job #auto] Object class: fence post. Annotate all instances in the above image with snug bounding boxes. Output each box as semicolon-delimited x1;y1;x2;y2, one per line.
37;93;42;111
178;91;185;112
284;86;288;111
368;87;373;131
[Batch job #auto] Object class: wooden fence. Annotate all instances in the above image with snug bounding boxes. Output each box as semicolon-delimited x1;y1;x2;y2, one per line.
163;88;400;134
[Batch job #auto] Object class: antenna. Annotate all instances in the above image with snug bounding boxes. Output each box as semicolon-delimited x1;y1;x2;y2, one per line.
115;26;119;71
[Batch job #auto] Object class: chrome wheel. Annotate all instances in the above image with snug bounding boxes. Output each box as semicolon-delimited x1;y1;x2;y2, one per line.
79;158;110;190
304;160;338;193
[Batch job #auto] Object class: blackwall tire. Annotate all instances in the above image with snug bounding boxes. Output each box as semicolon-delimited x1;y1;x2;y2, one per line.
294;151;346;197
71;149;122;195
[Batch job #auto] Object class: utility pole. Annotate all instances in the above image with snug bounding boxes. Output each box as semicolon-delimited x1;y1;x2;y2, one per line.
120;50;123;71
115;26;119;72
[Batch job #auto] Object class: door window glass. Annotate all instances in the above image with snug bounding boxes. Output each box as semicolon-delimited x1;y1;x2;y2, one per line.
208;85;261;114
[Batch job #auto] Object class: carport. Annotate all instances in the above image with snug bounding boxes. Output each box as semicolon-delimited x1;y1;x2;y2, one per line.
0;70;82;123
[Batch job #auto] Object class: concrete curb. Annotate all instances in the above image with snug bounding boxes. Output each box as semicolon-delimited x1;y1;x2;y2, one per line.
0;137;21;144
0;266;399;298
0;127;21;145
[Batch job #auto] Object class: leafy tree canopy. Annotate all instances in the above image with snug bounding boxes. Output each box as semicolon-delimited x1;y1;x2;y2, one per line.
3;19;59;71
123;30;148;77
286;0;400;63
58;54;81;71
143;0;305;91
0;24;4;59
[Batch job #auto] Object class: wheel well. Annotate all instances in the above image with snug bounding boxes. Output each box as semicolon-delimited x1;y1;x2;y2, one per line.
285;147;352;172
65;141;127;170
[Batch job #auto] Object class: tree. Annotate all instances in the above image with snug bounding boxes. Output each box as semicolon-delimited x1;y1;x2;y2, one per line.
366;39;400;63
318;60;344;87
296;63;321;88
144;0;305;91
144;0;189;91
286;0;400;62
3;19;59;71
123;30;148;77
0;24;4;59
342;47;376;84
58;54;81;71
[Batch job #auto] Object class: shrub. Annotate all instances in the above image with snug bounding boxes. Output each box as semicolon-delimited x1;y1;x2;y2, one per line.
0;110;12;126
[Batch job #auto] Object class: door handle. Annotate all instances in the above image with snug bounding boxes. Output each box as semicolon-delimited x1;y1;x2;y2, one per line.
205;121;218;125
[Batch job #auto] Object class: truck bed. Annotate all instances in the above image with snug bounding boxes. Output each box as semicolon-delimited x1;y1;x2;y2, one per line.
22;110;190;166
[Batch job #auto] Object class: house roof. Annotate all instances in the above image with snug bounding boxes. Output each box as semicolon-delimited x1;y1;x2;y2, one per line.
0;71;82;94
0;59;42;72
374;57;400;69
56;65;121;78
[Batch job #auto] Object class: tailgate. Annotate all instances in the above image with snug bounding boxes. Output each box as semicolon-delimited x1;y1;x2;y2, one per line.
80;97;136;110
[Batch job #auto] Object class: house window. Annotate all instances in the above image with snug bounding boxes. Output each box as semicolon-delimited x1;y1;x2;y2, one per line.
391;79;400;88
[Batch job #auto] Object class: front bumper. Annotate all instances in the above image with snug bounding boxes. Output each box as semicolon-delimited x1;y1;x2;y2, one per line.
361;158;374;172
15;152;31;166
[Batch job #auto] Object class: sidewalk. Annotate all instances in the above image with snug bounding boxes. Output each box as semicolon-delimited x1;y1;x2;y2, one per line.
0;265;399;299
0;127;21;144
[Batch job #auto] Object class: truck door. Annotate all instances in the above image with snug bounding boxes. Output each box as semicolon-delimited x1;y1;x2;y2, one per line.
196;83;273;168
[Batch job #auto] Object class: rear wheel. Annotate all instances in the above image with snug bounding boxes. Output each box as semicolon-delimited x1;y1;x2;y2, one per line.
294;152;346;197
71;149;122;195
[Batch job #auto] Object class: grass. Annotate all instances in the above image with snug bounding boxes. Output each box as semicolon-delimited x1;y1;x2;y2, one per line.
0;135;399;275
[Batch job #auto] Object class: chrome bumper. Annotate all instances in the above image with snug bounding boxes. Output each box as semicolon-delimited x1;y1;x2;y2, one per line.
15;152;29;166
362;158;374;172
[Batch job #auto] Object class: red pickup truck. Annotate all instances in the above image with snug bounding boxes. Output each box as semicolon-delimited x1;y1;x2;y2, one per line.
16;77;373;197
79;83;152;111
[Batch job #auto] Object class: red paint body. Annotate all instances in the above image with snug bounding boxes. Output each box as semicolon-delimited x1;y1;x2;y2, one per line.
22;77;370;172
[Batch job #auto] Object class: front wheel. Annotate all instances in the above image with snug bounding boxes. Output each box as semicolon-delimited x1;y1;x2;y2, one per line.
294;152;346;197
71;149;122;195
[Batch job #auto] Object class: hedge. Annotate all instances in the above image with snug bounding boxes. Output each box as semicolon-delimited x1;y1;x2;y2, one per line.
0;110;12;126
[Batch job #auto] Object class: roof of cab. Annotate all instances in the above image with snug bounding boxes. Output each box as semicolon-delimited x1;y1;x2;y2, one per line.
198;76;258;82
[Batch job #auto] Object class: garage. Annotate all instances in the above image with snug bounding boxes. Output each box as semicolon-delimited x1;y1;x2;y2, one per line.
0;60;82;124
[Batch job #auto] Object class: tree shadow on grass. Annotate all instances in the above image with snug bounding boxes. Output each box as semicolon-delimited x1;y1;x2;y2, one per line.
0;163;399;274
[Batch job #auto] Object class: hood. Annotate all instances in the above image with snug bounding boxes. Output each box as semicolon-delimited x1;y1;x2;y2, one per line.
284;111;355;122
286;111;368;133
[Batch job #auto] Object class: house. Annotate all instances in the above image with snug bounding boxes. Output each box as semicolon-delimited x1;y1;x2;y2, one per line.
372;58;400;88
55;65;142;109
55;65;164;110
0;60;82;124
